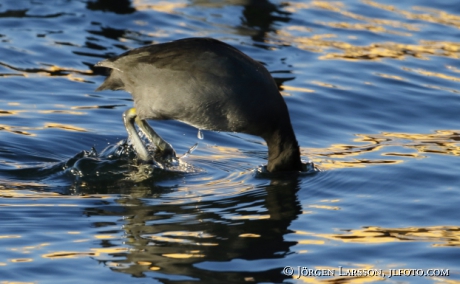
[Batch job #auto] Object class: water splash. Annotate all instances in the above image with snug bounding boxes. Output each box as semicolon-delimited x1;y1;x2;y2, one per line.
63;138;202;185
181;143;198;159
197;129;204;140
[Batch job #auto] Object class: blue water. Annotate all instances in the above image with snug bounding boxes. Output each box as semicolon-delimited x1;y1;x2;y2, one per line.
1;0;459;283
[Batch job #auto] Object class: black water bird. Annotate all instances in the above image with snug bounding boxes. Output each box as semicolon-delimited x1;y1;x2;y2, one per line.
95;37;303;172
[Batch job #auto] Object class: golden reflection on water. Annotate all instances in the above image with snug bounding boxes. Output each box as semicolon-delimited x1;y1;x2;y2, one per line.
0;235;21;239
0;110;25;116
0;124;35;136
230;214;270;220
364;0;460;29
275;1;460;63
37;247;130;260
276;31;460;61
295;225;460;247
404;67;460;82
188;129;460;171
0;62;93;82
0;118;87;136
132;0;187;13
287;225;460;282
1;104;85;118
38;110;85;115
239;233;261;237
42;251;97;259
307;130;460;169
44;123;87;132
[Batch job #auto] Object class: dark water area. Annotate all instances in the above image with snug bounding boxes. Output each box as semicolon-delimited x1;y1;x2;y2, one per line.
1;0;459;283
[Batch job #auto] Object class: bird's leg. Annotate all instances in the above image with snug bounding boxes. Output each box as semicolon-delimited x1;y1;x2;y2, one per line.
135;117;177;161
123;108;151;162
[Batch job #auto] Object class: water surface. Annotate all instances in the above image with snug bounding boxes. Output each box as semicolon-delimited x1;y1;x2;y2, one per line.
1;0;459;283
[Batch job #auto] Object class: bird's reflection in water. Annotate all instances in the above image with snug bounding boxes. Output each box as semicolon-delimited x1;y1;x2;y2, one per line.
81;175;305;282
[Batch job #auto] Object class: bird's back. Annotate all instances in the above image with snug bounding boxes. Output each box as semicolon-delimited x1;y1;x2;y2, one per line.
96;38;289;138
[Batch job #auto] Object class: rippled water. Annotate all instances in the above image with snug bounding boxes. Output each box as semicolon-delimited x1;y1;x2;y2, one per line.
1;0;460;283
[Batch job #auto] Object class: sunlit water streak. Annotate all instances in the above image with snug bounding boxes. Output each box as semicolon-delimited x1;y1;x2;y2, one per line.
0;0;460;283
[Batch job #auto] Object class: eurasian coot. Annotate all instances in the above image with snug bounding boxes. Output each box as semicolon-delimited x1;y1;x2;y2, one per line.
95;37;303;172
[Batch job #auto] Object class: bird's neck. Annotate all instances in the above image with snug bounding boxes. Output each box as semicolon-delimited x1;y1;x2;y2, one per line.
264;125;303;172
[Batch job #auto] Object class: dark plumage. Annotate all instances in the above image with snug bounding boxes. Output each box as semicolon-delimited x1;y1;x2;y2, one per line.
95;37;302;172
